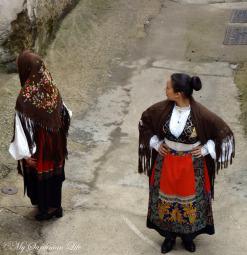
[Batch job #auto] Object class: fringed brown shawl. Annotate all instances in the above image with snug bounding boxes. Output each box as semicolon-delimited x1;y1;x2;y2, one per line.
16;50;63;130
138;97;235;199
14;50;70;163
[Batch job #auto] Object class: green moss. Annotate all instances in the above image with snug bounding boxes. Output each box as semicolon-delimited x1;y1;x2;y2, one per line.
3;10;35;56
234;62;247;135
2;0;117;64
0;63;6;73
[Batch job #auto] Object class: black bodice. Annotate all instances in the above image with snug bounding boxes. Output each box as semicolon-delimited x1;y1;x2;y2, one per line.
163;113;198;144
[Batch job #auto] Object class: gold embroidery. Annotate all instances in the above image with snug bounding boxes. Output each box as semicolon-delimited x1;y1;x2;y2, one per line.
190;127;197;138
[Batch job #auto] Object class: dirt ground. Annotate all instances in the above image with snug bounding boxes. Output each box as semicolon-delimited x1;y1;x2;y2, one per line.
1;0;247;254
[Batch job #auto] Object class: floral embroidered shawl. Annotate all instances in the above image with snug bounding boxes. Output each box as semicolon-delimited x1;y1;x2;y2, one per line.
13;50;70;167
16;50;63;130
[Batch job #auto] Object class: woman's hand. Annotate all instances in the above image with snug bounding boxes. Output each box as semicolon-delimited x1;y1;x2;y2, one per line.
158;143;170;156
191;145;203;158
25;158;37;168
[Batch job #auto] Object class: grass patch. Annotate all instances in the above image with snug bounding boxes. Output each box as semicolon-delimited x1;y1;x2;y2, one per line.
234;62;247;135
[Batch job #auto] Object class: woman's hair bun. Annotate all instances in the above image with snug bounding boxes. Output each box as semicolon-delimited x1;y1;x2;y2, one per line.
190;76;202;91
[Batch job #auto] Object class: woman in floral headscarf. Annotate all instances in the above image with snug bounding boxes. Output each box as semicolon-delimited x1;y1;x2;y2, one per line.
9;50;72;221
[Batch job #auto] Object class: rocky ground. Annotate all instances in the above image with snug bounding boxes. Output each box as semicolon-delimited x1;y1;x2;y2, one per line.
0;0;247;254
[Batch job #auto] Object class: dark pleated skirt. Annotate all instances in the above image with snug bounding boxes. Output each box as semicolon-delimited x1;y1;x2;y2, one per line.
23;165;65;213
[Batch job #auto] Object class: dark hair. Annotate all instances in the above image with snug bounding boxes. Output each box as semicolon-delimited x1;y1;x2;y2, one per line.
171;73;202;98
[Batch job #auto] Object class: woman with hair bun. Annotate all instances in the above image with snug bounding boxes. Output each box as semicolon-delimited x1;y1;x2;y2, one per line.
138;73;235;253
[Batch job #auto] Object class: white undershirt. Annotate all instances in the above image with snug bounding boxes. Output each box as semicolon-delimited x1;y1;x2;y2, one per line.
149;104;233;162
9;103;72;160
9;114;36;160
169;104;191;138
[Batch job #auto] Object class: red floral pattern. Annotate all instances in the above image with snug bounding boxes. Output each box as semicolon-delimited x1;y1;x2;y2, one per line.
21;64;59;114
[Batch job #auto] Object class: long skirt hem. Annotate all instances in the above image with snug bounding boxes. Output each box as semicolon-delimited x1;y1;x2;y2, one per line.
147;218;215;240
23;165;65;212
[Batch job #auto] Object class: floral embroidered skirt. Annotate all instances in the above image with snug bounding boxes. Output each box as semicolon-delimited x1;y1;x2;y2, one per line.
147;152;215;239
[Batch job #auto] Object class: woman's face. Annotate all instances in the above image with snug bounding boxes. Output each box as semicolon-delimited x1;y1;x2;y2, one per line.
165;78;180;101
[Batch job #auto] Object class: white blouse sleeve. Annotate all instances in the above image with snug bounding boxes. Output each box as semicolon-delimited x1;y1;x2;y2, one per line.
63;102;72;118
201;140;216;159
150;135;163;152
201;137;234;162
9;114;36;160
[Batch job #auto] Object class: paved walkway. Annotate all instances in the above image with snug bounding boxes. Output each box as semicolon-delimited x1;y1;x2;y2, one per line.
1;1;247;254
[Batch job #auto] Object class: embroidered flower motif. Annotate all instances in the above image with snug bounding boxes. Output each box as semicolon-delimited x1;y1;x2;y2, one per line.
158;201;170;219
166;205;183;223
183;203;197;224
158;199;197;225
21;63;59;113
190;127;197;138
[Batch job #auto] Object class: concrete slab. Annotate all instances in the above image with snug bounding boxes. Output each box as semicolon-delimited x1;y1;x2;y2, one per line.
175;0;247;5
212;2;247;9
1;0;247;254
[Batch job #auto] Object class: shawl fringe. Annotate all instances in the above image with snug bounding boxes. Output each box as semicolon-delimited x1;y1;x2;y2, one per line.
138;132;152;176
16;105;70;162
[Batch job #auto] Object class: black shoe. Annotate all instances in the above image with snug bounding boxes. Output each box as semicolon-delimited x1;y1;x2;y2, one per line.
182;240;196;252
47;207;63;218
35;212;51;221
35;207;63;221
161;238;176;253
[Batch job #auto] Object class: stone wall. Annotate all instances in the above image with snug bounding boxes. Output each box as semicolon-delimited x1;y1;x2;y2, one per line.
0;0;79;70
